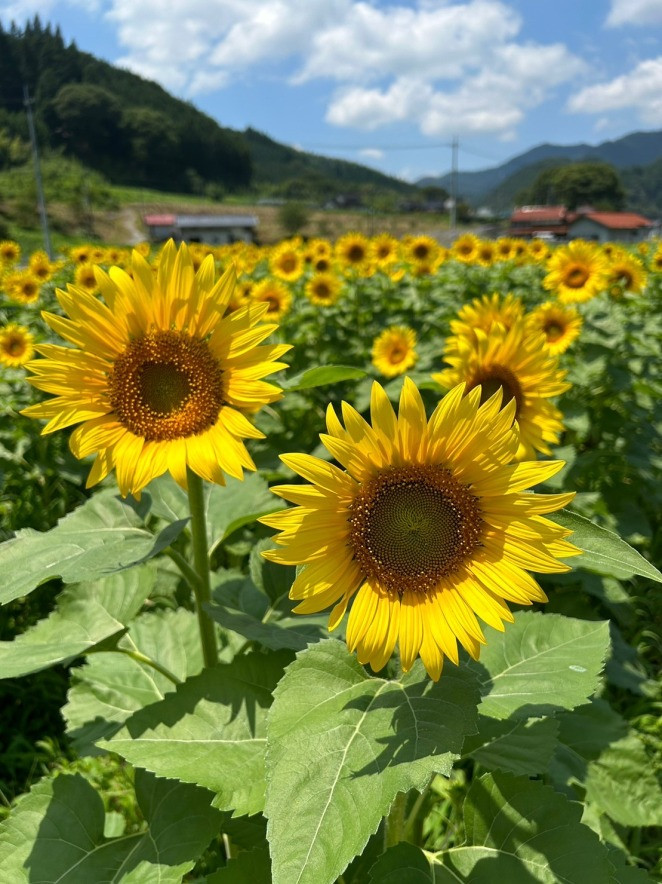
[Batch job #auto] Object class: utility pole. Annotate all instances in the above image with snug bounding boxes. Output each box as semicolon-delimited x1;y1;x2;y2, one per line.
449;136;458;232
24;84;52;259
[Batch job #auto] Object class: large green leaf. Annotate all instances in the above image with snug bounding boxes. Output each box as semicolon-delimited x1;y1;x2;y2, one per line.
462;715;559;776
249;538;296;604
265;639;480;884
435;773;611;883
0;566;157;680
551;702;662;827
0;489;186;605
472;611;610;720
63;608;204;754
144;472;284;553
281;365;366;391
206;847;271;883
206;603;328;652
0;769;222;883
100;650;292;817
368;842;457;883
550;510;662;582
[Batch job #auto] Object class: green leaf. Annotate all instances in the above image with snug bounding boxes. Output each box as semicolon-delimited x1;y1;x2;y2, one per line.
0;769;222;883
435;773;611;882
462;715;559;776
100;650;292;817
472;611;610;720
281;365;366;391
206;603;328;652
206;847;271;883
578;732;662;827
0;489;186;605
550;510;662;582
265;639;480;884
63;608;204;754
0;592;125;680
145;472;284;553
606;845;655;883
368;842;457;883
249;538;296;604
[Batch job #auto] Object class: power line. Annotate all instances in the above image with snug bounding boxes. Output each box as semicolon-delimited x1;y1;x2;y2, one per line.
23;82;52;259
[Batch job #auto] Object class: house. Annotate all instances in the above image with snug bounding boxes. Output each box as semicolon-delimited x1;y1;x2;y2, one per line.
567;211;655;244
143;213;259;245
507;206;572;240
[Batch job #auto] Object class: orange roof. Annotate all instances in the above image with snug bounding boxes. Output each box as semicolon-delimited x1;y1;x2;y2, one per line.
510;206;566;223
578;212;653;230
144;214;176;225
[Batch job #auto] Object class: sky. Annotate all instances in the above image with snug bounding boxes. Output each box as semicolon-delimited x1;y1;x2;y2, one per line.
1;0;662;182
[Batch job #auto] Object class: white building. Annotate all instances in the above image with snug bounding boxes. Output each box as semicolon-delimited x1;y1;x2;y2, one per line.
144;213;258;245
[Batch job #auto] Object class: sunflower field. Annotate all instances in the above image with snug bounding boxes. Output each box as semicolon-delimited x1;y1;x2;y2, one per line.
0;230;661;883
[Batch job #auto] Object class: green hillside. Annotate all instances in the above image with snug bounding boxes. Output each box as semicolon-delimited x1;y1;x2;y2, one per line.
0;18;413;200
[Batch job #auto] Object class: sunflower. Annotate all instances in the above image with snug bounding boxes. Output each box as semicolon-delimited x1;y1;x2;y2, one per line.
405;235;440;266
528;238;551;262
0;323;34;368
605;249;647;295
526;301;582;356
305;272;342;307
433;320;569;460
543;240;609;303
29;250;56;282
475;239;496;267
22;240;290;497
494;237;515;262
227;276;254;313
270;242;304;283
261;379;579;680
335;232;372;275
75;262;100;294
371;233;400;268
4;270;41;304
445;293;525;354
372;326;418;378
650;245;662;273
452;233;480;264
0;240;21;266
69;245;92;265
251;277;293;320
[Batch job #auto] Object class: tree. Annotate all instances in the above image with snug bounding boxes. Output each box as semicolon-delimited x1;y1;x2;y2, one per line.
277;201;311;236
524;161;626;210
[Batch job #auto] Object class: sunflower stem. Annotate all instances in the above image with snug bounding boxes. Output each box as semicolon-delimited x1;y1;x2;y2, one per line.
186;468;218;668
384;791;407;849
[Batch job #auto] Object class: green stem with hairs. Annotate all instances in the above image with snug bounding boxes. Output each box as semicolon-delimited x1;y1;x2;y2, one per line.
114;647;182;686
186;468;218;668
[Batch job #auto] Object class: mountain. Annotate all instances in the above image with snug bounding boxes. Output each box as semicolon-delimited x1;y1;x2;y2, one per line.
0;18;413;198
419;131;662;208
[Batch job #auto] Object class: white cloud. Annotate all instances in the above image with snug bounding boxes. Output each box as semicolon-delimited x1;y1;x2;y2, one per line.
358;147;384;159
94;0;584;139
606;0;662;27
327;41;584;138
568;57;662;125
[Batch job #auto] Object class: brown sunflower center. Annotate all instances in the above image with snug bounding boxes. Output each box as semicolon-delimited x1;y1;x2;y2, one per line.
544;321;563;341
314;282;331;299
388;346;406;364
346;244;366;263
6;335;25;356
470;364;523;415
109;330;224;441
347;465;483;596
279;254;297;273
413;243;430;260
565;265;589;288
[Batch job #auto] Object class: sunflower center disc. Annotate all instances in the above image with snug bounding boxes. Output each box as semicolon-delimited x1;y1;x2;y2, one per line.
565;265;589;288
470;364;523;415
109;330;225;441
8;336;24;356
544;321;563;341
348;465;483;595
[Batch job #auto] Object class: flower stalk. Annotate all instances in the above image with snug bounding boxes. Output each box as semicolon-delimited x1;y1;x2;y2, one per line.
186;468;218;668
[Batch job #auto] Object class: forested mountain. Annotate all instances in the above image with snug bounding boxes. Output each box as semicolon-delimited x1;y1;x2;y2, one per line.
420;131;662;211
0;18;413;198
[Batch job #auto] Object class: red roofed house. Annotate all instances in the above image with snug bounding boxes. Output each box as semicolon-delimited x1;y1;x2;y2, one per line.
507;206;573;240
567;211;655;244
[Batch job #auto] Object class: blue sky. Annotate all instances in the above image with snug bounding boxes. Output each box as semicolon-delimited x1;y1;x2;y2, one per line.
2;0;662;181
